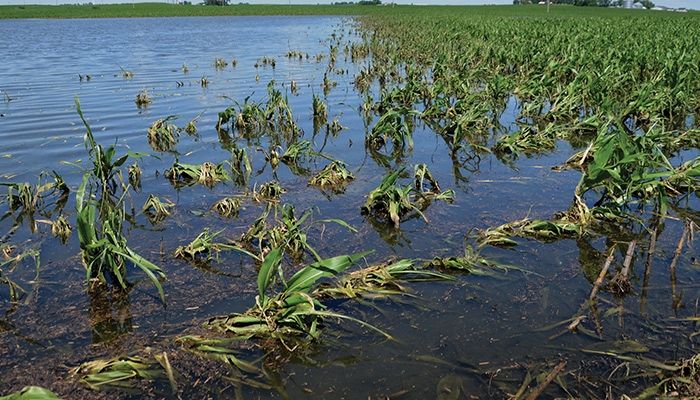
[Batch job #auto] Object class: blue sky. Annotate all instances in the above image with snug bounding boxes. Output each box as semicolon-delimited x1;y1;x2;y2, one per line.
0;0;695;9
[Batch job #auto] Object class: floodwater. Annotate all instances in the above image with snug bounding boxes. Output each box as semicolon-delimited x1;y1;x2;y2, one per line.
0;16;698;399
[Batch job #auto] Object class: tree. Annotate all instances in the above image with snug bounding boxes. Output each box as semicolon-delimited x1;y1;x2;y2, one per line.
203;0;229;5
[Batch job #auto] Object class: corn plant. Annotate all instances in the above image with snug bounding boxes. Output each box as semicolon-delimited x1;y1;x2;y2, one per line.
134;90;151;107
174;228;256;263
127;162;141;191
51;214;72;243
312;94;328;120
74;98;165;303
0;171;69;233
141;195;174;224
165;161;230;188
252;181;286;203
309;160;354;189
366;109;417;153
0;386;61;400
205;249;389;345
146;116;178;152
362;167;453;228
70;355;167;391
212;197;242;218
315;259;450;299
0;246;39;302
238;204;356;262
75;179;166;303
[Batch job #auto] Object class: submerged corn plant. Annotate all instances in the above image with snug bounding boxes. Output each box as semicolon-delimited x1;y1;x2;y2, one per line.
237;204;356;262
315;259;450;300
312;94;328;120
213;58;228;69
361;167;453;228
427;245;525;277
205;249;390;346
70;354;170;391
76;180;166;303
128;162;141;191
165;161;230;188
477;216;582;247
146;116;178;152
0;246;39;302
141;194;174;224
0;171;69;233
51;214;72;243
230;146;252;185
134;90;151;107
252;181;286;203
309;160;354;190
212;196;242;218
174;228;256;264
492;123;558;158
176;335;280;393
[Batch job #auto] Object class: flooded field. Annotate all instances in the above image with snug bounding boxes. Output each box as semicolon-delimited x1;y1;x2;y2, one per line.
1;10;700;399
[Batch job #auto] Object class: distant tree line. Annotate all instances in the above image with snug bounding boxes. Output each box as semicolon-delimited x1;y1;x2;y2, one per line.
513;0;654;8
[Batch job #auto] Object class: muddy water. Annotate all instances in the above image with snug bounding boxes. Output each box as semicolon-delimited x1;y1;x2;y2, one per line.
0;16;698;399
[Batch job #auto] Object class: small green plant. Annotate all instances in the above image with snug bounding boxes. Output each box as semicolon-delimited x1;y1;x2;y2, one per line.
328;117;344;135
428;245;524;277
366;109;417;153
477;217;582;247
230;146;252;184
238;204;355;262
1;171;69;233
316;259;450;299
362;169;421;228
119;66;134;79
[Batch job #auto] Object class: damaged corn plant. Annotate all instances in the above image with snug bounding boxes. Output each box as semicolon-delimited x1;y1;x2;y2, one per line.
361;166;453;228
74;98;166;303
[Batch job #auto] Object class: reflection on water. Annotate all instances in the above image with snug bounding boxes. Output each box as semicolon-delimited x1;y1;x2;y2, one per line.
88;288;133;344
